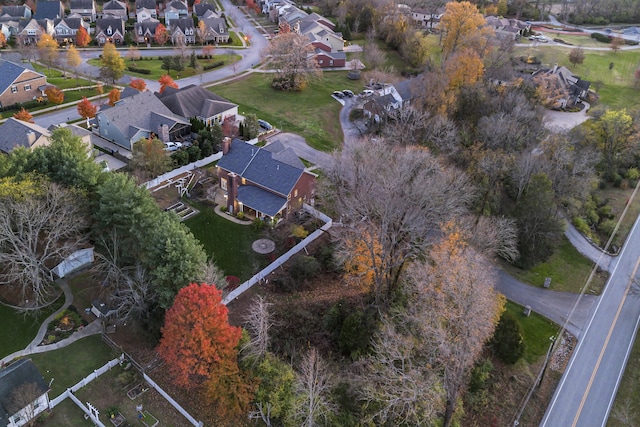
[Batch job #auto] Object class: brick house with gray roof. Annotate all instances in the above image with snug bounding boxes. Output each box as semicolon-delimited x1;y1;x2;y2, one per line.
95;90;190;150
217;138;316;220
95;16;125;44
156;84;238;127
0;60;47;108
0;118;51;153
200;12;229;44
169;17;195;44
0;359;50;427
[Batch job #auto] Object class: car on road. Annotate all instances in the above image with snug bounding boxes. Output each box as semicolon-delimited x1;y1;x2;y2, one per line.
164;141;183;152
342;89;354;97
258;119;273;130
332;91;345;99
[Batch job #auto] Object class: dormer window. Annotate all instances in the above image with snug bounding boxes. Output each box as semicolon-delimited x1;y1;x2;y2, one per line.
138;27;142;34
107;26;112;35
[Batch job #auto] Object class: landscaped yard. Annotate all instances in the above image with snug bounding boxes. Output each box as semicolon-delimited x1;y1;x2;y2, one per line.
505;301;559;363
501;237;608;294
0;298;64;359
184;201;266;281
88;54;241;80
212;71;365;151
28;335;115;397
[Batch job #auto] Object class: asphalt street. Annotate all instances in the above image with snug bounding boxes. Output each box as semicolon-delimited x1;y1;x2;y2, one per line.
541;212;640;426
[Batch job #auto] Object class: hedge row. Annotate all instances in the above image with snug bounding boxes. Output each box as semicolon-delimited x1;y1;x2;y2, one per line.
128;66;151;74
0;99;46;112
203;61;224;71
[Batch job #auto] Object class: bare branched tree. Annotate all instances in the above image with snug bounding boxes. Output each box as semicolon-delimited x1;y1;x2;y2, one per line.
199;259;228;293
460;215;520;263
8;382;43;426
290;348;336;427
381;106;430;147
322;138;475;304
0;183;88;307
265;32;321;91
364;42;385;70
241;295;273;362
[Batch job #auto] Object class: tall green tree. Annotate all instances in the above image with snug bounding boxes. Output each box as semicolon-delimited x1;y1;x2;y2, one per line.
243;113;260;140
587;109;637;180
131;137;172;181
100;42;125;84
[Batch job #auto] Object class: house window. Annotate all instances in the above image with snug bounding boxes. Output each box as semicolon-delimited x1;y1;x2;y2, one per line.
24;84;31;91
107;26;112;35
318;59;323;64
11;86;17;93
139;28;142;35
329;60;333;66
294;189;298;197
221;178;227;190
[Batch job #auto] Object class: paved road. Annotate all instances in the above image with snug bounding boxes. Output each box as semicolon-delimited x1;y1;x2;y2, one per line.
541;213;640;427
267;132;331;168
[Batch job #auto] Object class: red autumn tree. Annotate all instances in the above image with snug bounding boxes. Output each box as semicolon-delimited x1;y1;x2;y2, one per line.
154;23;169;46
44;86;64;104
13;108;33;123
157;283;242;389
75;26;91;47
107;88;120;106
129;78;147;92
77;97;98;119
158;74;178;94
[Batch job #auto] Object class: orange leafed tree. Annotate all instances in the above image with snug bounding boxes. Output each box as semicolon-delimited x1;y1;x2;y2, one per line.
440;1;492;59
13;108;33;123
129;78;147;92
75;26;91;47
77;97;97;119
45;86;64;105
157;283;243;389
154;23;169;45
107;88;120;106
0;32;6;48
158;74;178;93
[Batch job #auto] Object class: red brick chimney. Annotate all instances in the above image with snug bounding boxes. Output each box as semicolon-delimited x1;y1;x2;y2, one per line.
222;137;231;155
227;172;238;214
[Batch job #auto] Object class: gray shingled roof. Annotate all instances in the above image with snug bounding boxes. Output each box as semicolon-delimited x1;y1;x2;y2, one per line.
99;90;188;138
237;185;287;217
203;16;227;35
393;79;413;102
135;0;155;10
0;359;49;426
156;84;235;119
70;0;93;10
217;139;304;197
170;16;193;32
0;60;44;98
34;0;63;19
96;17;124;34
54;17;83;30
103;0;126;11
194;3;216;17
1;5;30;18
0;118;51;153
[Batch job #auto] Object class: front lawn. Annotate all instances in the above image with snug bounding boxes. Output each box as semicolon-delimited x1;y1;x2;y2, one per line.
0;298;64;358
212;72;365;151
88;54;241;80
184;201;265;281
28;335;115;397
501;237;608;294
31;63;97;89
504;301;559;363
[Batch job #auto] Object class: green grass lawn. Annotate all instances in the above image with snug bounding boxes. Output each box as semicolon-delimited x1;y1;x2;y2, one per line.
501;237;607;294
88;54;241;80
514;44;640;109
504;301;559;363
28;335;115;397
0;298;64;359
593;185;640;249
184;201;266;281
607;330;640;426
212;72;364;151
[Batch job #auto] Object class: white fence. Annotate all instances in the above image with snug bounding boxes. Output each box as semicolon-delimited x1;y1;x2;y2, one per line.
223;204;333;304
143;373;203;427
49;358;120;409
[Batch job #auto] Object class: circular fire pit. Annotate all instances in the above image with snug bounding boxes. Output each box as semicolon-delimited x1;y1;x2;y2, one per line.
252;239;275;254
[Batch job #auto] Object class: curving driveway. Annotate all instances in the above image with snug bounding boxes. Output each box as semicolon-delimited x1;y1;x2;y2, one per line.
544;102;591;131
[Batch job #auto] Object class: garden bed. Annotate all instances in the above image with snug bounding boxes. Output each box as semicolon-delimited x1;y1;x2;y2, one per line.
41;305;88;345
139;410;159;427
127;383;149;400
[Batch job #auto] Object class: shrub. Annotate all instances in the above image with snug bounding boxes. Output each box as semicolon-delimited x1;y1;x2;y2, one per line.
171;150;189;166
599;219;617;237
236;211;245;220
491;311;526;364
590;32;612;43
289;255;321;282
127;66;151;74
573;216;592;236
627;167;640;180
324;300;350;342
469;358;494;393
203;61;224;71
317;244;336;271
338;308;377;359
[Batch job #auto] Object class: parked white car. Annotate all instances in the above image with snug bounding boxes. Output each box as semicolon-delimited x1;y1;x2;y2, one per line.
164;141;183;152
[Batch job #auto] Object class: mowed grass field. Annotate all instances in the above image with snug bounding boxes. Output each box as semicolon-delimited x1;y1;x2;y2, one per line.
212;71;366;151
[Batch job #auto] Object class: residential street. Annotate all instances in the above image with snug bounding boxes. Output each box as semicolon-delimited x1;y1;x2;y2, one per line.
541;213;640;426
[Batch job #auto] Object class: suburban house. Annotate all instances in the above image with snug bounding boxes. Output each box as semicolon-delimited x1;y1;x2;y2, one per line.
156;84;238;127
16;18;46;44
52;17;89;44
200;11;229;44
485;16;530;40
169;17;195;45
95;17;125;44
0;118;51;154
69;0;96;22
0;359;50;427
216;138;317;220
102;0;128;19
134;19;160;43
33;0;63;20
95;90;190;150
194;3;218;19
410;7;443;28
135;0;157;21
0;60;47;108
163;0;188;26
533;64;591;108
363;79;415;123
0;5;32;20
